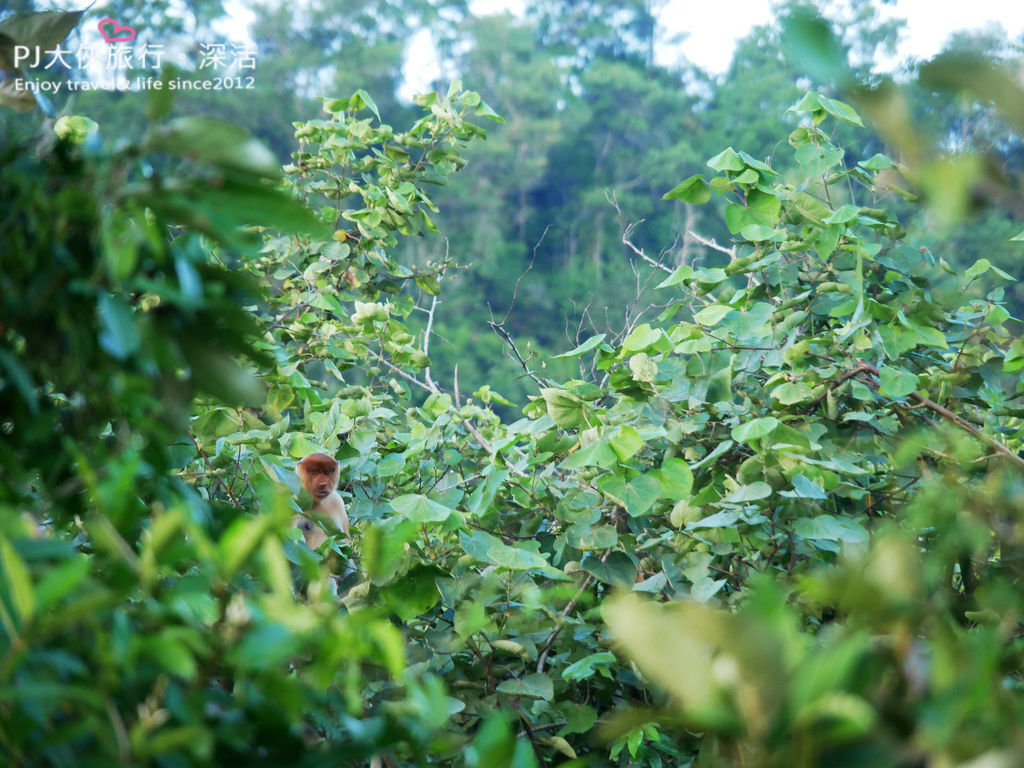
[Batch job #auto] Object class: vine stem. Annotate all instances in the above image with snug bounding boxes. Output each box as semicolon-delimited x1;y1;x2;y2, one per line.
536;550;610;673
854;361;1024;472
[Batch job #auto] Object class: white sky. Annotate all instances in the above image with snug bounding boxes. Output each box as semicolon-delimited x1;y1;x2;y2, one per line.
87;0;1024;96
457;0;1024;74
659;0;1024;72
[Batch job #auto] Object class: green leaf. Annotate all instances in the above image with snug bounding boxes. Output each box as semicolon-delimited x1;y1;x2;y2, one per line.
690;440;734;470
795;143;845;175
486;542;548;570
731;417;780;443
740;224;775;241
465;468;508;517
540;388;593;429
0;78;37;113
351;88;381;120
416;274;441;295
656;264;695;288
694;304;734;327
621;323;664;352
146;117;282;178
658;458;694;501
860;153;896;170
384;564;444;619
391;494;454;523
737;151;777;176
663;174;711;204
562;440;618;469
581;550;636;587
148;180;329;243
562;652;616;682
609;426;645;462
554;333;607;359
722;482;772;503
454;600;491;639
497;673;554;701
35;553;89;612
605;596;732;728
725;203;754;233
818;95;864;126
142;634;198;680
569;524;618;550
781;6;852;85
459;529;503;564
219;516;270;578
147;65;177;123
965;258;992;279
0;349;38;413
231;623;300;672
687;510;739;530
97;294;140;360
686;577;723;602
695;268;728;287
986;305;1011;325
629;353;657;383
0;10;84;69
771;381;814;405
788;92;823;115
598;473;663;517
781;474;827;499
707;147;745;172
878;365;918;398
823;204;861;224
793;515;867;543
474;101;504;122
728;301;774;339
733;168;759;185
0;538;34;622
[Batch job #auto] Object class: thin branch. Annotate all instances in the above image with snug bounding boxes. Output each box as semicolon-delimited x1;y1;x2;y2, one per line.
608;191;672;274
536;550;609;674
422;292;440;392
487;320;549;389
500;226;548;326
377;357;437;394
687;229;736;258
838;361;1024;472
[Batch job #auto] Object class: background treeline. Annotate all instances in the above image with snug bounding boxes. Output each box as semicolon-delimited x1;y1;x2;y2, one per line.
4;0;1022;407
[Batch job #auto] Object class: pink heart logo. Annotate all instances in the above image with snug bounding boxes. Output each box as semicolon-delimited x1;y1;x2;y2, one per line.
97;17;137;44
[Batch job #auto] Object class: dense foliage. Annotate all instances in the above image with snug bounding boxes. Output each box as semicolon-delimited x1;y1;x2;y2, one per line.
4;5;1024;768
5;0;1023;409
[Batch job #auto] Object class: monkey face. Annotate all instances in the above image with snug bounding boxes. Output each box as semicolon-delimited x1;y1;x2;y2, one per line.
298;452;340;499
309;472;333;497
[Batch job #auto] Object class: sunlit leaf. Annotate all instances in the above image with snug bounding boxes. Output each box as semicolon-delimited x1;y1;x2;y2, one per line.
391;494;454;523
663;174;711;204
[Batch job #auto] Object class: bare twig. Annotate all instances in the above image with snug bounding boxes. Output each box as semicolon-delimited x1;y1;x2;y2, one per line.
839;362;1024;472
487;320;549;389
422;292;440;392
377;357;437;394
536;551;610;673
608;191;673;274
499;226;548;326
687;229;736;258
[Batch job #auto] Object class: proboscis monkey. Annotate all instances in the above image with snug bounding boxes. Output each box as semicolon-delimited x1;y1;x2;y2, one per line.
292;452;349;549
